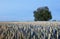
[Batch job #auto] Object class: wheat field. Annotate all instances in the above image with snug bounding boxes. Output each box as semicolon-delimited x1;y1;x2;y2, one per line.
0;21;60;39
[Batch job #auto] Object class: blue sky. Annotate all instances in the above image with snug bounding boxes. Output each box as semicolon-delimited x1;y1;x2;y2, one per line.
0;0;60;21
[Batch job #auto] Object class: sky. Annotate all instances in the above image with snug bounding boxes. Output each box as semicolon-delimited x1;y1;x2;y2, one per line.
0;0;60;21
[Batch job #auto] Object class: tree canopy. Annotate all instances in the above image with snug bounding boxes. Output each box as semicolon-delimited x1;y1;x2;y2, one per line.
33;6;52;21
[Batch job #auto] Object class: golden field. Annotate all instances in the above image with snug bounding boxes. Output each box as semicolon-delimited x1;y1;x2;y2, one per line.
0;21;60;39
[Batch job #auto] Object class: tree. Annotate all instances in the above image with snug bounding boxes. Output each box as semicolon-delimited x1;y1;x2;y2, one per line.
33;6;52;21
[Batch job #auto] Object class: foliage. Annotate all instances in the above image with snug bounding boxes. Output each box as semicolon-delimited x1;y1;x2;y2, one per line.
33;6;52;21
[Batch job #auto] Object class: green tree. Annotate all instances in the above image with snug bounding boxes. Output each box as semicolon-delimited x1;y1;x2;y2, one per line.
33;6;52;21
